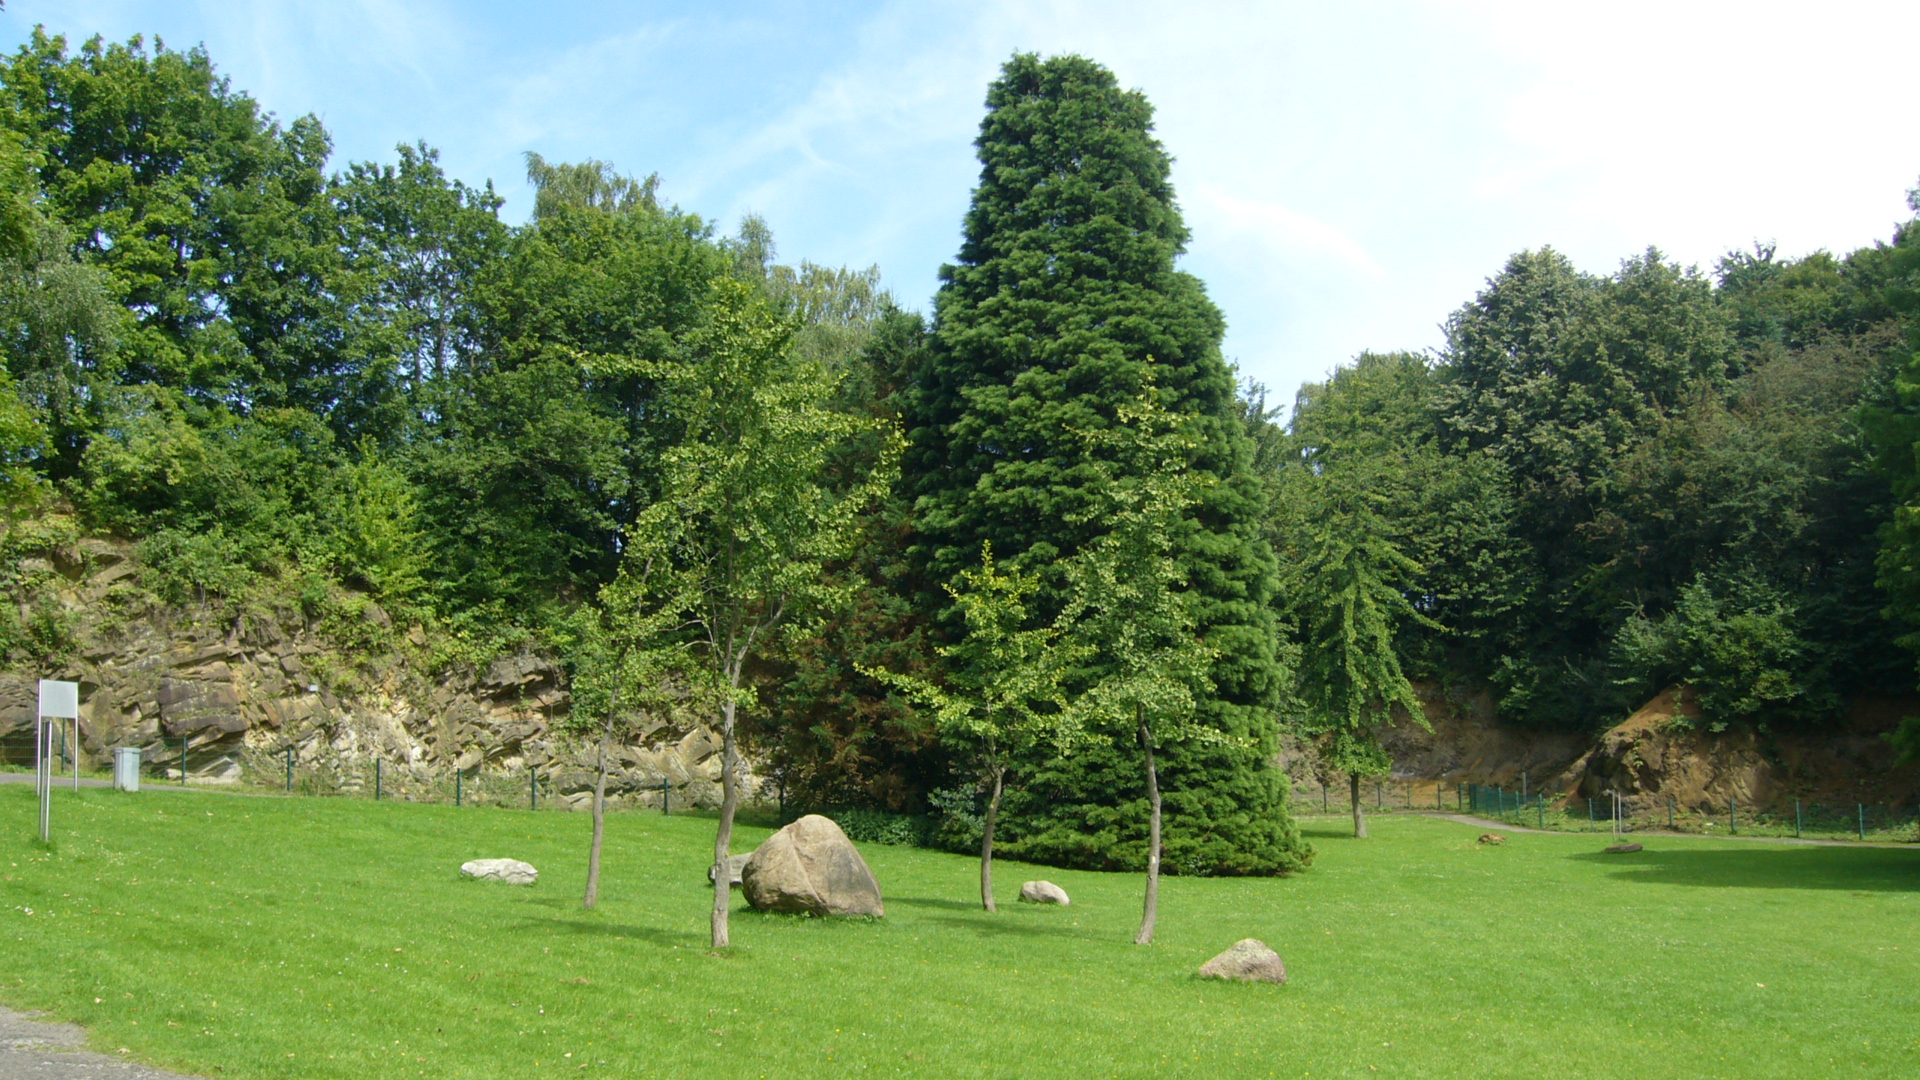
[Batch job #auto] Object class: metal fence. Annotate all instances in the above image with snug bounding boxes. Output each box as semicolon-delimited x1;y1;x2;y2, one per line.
1292;776;1920;843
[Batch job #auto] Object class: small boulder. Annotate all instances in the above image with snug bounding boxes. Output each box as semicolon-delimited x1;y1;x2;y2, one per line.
1477;833;1505;845
1198;938;1288;985
461;858;537;885
1604;842;1643;854
708;852;751;888
1018;880;1070;906
742;815;883;917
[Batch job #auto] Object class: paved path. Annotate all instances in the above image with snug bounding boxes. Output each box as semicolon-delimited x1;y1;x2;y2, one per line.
0;1008;198;1080
1300;809;1918;850
0;774;113;790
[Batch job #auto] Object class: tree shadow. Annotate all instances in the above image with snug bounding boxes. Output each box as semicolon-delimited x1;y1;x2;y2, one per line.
918;912;1097;942
886;895;980;912
1570;846;1920;892
518;916;701;947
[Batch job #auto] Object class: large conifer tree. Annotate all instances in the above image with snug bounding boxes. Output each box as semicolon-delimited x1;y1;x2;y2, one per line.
904;53;1306;875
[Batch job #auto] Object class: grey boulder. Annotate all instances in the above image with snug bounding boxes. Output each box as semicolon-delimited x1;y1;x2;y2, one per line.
709;852;751;888
1198;938;1288;985
461;858;538;885
742;815;884;917
1018;880;1070;906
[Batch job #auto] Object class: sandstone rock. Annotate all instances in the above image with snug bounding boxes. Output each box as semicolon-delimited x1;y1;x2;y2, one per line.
461;858;538;885
742;815;883;917
1477;833;1505;845
1018;880;1070;905
708;852;750;888
1198;938;1287;984
1604;842;1643;854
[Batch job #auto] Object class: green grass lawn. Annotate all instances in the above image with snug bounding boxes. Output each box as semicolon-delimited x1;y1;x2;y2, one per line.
3;786;1917;1079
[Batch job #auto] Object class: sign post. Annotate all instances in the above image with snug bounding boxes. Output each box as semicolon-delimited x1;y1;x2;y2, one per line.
37;680;79;844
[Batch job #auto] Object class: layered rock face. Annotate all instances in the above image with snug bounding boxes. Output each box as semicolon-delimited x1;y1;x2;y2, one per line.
0;539;761;810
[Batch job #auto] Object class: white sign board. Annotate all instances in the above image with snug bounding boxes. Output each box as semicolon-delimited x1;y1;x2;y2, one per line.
38;679;78;719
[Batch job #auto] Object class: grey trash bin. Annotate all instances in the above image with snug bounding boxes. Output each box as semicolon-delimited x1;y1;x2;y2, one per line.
113;746;140;792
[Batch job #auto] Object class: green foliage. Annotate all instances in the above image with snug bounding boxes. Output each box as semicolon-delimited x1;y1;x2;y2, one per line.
907;53;1296;873
1611;570;1831;730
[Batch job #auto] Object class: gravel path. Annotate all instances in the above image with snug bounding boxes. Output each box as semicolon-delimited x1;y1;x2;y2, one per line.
0;1008;199;1080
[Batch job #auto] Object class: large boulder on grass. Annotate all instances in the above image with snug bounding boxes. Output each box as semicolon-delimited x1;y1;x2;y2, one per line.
741;815;884;917
1018;880;1070;906
461;858;537;885
1198;939;1288;985
708;852;750;888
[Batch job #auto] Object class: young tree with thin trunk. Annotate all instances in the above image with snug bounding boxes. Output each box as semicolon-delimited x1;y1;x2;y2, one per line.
558;583;687;912
598;277;898;949
863;543;1082;912
1064;393;1218;945
1276;461;1437;839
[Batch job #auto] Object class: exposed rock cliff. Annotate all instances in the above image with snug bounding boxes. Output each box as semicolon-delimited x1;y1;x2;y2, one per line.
0;536;762;810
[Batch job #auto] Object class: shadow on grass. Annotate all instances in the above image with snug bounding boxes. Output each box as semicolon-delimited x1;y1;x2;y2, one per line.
887;895;979;912
522;916;701;947
1570;846;1920;891
918;912;1097;942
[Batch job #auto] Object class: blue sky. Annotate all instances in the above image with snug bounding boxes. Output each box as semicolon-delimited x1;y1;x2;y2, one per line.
7;1;1919;411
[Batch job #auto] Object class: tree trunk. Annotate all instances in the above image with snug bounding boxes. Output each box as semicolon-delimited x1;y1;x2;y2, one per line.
1350;772;1368;839
582;720;611;910
980;762;1004;913
1134;710;1162;946
711;694;741;949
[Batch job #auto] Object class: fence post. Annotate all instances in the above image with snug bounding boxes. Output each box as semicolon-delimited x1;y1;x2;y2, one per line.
1405;783;1411;809
1730;796;1737;836
1436;784;1442;811
1522;771;1528;800
1858;804;1866;841
1588;798;1595;826
662;777;670;816
1668;797;1674;831
285;746;293;793
456;769;462;807
375;759;382;801
1794;798;1801;839
530;769;537;811
1376;780;1383;811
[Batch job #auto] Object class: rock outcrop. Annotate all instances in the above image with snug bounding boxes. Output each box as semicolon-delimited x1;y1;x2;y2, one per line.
0;535;763;809
741;815;884;917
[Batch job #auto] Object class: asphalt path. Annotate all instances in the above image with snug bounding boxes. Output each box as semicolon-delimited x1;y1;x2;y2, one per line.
0;1008;199;1080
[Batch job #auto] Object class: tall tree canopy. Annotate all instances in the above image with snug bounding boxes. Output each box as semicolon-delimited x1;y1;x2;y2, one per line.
903;53;1303;875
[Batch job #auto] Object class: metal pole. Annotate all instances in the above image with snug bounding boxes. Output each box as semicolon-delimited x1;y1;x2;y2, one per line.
1588;798;1595;826
529;769;537;811
1522;771;1528;800
1794;798;1801;839
456;768;462;807
375;759;382;801
1668;797;1674;831
71;719;79;791
1858;804;1866;841
1730;797;1737;835
36;716;51;844
286;747;293;793
662;777;669;816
